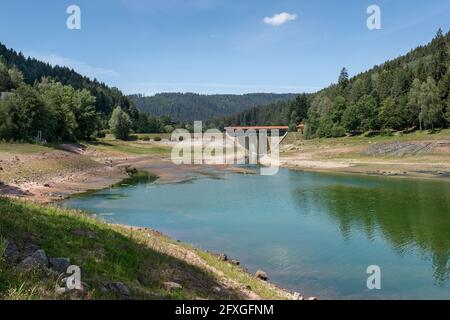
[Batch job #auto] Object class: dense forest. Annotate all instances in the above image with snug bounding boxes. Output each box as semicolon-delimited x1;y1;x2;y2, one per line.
212;29;450;138
208;94;309;131
0;42;176;141
129;93;297;122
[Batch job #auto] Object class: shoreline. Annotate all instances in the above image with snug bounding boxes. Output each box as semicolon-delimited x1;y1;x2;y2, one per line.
281;161;450;182
0;148;305;300
2;137;449;300
3;150;450;205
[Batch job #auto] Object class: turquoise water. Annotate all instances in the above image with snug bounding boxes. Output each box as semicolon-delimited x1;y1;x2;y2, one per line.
62;169;450;299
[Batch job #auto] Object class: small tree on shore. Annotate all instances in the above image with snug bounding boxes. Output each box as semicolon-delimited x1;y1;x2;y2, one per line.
109;106;131;140
407;79;422;130
419;77;443;130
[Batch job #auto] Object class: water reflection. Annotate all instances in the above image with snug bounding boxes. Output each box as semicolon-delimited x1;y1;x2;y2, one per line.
294;177;450;285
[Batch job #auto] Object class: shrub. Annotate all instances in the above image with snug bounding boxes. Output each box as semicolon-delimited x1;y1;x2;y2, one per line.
109;106;132;140
331;125;346;137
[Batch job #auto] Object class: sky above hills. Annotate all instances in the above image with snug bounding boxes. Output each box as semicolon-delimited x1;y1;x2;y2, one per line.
1;0;450;95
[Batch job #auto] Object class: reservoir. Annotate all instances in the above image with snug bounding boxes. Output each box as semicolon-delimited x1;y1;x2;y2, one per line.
62;169;450;299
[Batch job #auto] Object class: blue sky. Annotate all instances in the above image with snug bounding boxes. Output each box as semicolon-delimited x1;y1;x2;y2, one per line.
1;0;450;95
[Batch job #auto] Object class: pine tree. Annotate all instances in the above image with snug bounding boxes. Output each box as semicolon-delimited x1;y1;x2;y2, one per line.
439;68;450;101
338;67;349;90
432;29;448;82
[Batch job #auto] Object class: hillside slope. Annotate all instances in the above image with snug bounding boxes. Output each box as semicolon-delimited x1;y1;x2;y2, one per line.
0;42;131;117
129;93;298;122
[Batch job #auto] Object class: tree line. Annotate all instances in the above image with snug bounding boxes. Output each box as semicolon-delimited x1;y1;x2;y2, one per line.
208;94;309;131
129;92;297;123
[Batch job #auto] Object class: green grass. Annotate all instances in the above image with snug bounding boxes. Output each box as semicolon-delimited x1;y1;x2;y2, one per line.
0;143;53;155
284;129;450;147
0;197;287;300
133;133;172;141
88;139;171;156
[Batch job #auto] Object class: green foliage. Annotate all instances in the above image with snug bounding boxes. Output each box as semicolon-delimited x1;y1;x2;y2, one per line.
109;106;132;140
330;124;346;138
0;43;149;141
130;93;297;123
0;236;7;261
432;29;448;82
0;84;49;141
419;77;444;130
72;89;99;140
446;98;450;123
407;79;423;129
287;93;309;130
341;103;360;133
338;67;349;91
8;65;24;89
316;117;334;138
379;97;405;130
0;42;130;118
209;98;297;129
330;96;347;123
342;95;378;133
0;60;12;92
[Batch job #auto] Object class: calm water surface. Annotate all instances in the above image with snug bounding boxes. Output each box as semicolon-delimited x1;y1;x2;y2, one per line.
62;169;450;299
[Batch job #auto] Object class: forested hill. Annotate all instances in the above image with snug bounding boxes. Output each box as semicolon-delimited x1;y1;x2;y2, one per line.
129;93;298;122
212;29;450;137
0;42;150;142
0;42;131;116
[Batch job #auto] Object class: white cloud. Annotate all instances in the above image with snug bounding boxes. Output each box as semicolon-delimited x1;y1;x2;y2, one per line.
263;12;297;27
26;52;119;80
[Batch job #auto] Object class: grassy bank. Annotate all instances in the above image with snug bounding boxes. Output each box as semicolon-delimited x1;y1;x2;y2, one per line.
280;130;450;179
0;197;290;300
87;138;171;156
